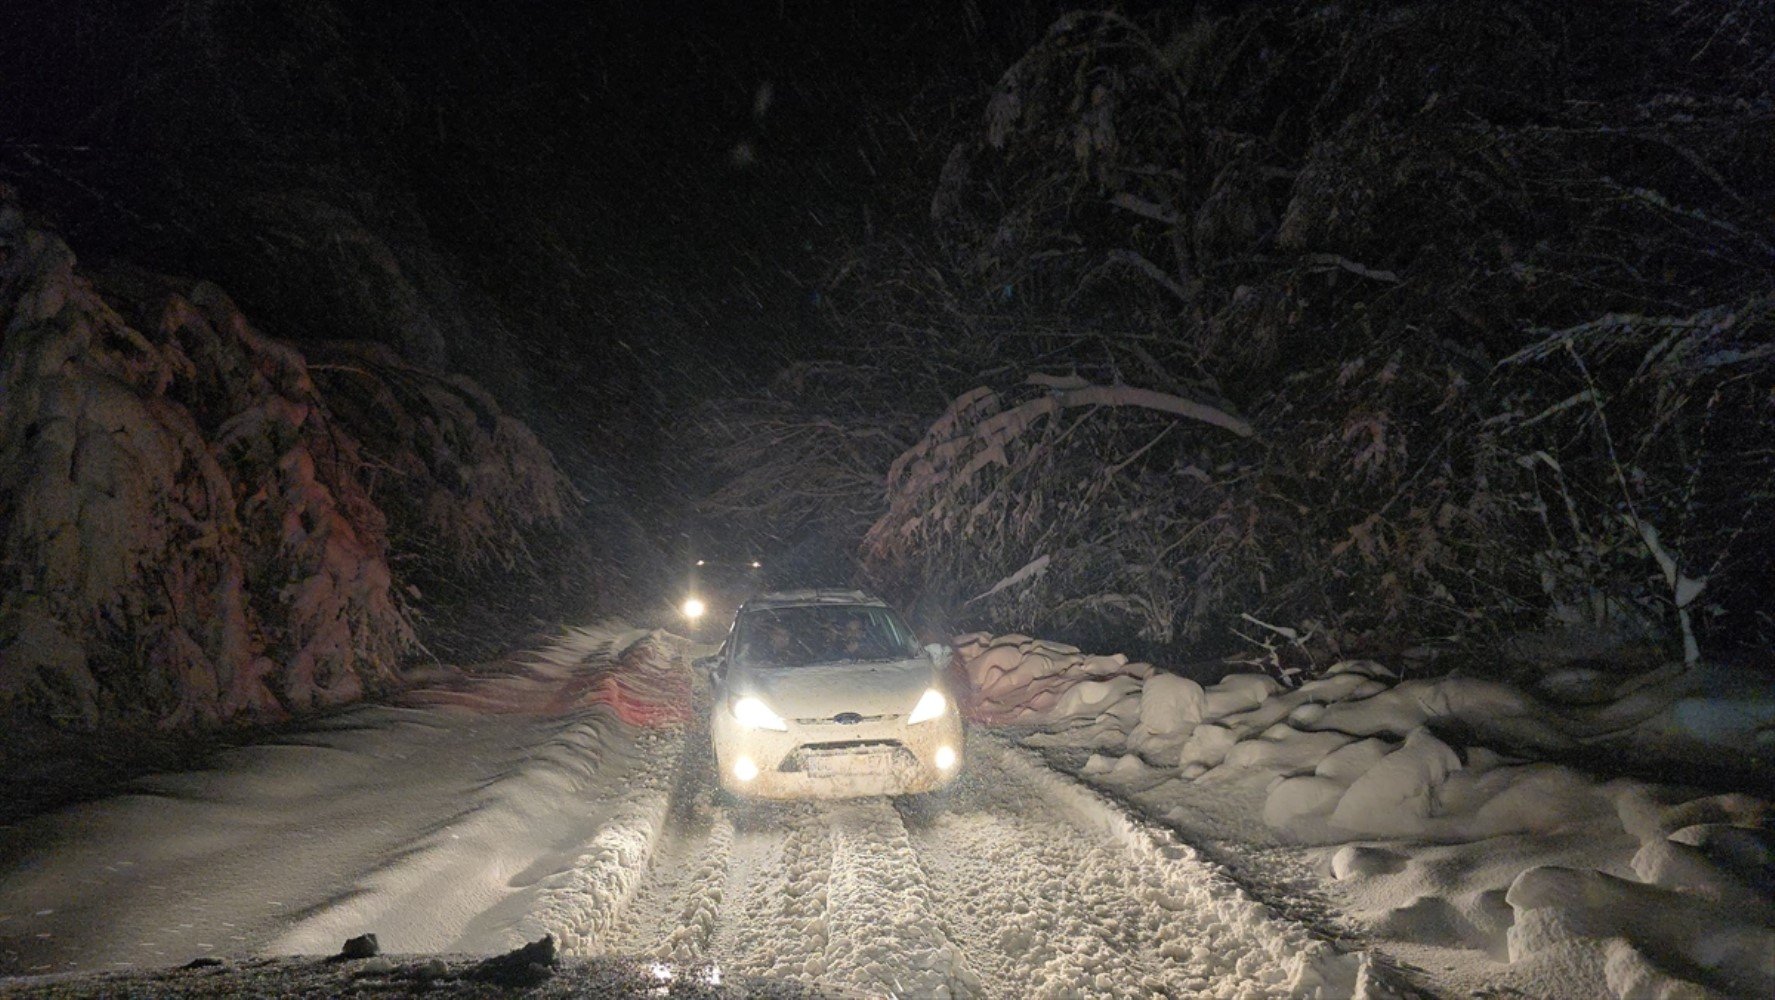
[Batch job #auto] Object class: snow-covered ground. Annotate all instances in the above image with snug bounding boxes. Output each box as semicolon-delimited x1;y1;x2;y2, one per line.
1;624;1391;998
10;623;1763;998
0;626;684;970
956;633;1775;999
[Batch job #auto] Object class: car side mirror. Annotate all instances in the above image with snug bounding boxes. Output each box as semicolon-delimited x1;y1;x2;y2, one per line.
694;655;726;683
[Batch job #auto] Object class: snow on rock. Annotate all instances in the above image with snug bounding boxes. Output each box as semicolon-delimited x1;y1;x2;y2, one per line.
1225;728;1355;774
951;632;1150;726
1081;752;1118;777
1262;776;1345;829
1453;763;1613;838
1208;672;1392;744
1324;660;1397;681
990;627;1775;999
1290;666;1742;763
1108;751;1156;782
1601;937;1721;1000
1314;738;1393;783
1326;728;1461;837
1081;652;1131;675
1124;672;1206;762
1629;838;1773;911
1136;672;1207;734
1667;823;1775;884
1330;845;1406;881
1051;674;1143;724
1620;663;1775;763
1179;723;1239;774
1296;677;1577;752
1202;673;1282;721
1615;787;1773;843
1507;866;1775;998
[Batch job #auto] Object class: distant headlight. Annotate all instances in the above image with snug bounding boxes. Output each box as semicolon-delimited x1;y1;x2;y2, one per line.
682;597;706;620
731;695;788;731
907;687;948;725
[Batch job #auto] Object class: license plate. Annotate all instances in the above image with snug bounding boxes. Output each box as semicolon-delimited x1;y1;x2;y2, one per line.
805;752;890;777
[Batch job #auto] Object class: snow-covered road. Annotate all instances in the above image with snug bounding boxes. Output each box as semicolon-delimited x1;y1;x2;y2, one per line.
0;626;1374;997
612;728;1364;997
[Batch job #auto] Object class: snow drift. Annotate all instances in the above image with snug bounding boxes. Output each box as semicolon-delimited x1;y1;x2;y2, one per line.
0;626;694;974
0;189;576;732
953;632;1775;998
950;631;1152;726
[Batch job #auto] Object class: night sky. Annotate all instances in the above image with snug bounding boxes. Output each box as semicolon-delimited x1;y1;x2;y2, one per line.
1;1;1053;386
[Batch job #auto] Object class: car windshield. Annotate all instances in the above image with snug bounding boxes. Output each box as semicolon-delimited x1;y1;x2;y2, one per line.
732;605;922;667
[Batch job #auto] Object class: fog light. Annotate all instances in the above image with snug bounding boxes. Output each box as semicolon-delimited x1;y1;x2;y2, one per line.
935;745;957;770
733;756;758;782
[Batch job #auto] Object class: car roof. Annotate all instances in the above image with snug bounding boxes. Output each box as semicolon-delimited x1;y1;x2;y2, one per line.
739;589;888;612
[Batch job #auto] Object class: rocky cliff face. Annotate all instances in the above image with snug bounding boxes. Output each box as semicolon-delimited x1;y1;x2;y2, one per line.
0;189;574;731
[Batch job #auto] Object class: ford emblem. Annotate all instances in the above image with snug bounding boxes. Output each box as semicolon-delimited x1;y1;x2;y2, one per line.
833;712;863;725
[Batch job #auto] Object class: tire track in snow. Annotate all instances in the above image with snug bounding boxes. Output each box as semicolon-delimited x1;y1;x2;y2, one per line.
502;628;1381;997
604;721;734;968
893;733;1381;998
616;792;980;995
613;646;841;985
820;798;981;998
656;810;733;965
898;738;1189;998
710;802;833;982
984;734;1389;998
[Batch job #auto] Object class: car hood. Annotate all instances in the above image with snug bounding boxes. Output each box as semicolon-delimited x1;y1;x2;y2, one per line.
732;658;937;720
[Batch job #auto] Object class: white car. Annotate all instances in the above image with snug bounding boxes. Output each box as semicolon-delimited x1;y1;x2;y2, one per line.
706;590;964;799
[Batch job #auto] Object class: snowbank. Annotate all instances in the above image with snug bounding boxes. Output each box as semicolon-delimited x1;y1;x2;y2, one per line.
956;630;1775;999
0;626;690;974
950;632;1150;728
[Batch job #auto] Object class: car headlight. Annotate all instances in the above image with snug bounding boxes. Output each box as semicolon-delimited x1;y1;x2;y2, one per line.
731;695;788;731
907;687;948;725
682;597;706;620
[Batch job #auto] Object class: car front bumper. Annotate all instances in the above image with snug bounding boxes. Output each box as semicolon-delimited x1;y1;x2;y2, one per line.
712;708;964;799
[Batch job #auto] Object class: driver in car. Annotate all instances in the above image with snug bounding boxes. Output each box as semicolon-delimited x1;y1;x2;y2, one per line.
741;621;796;665
838;616;869;659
